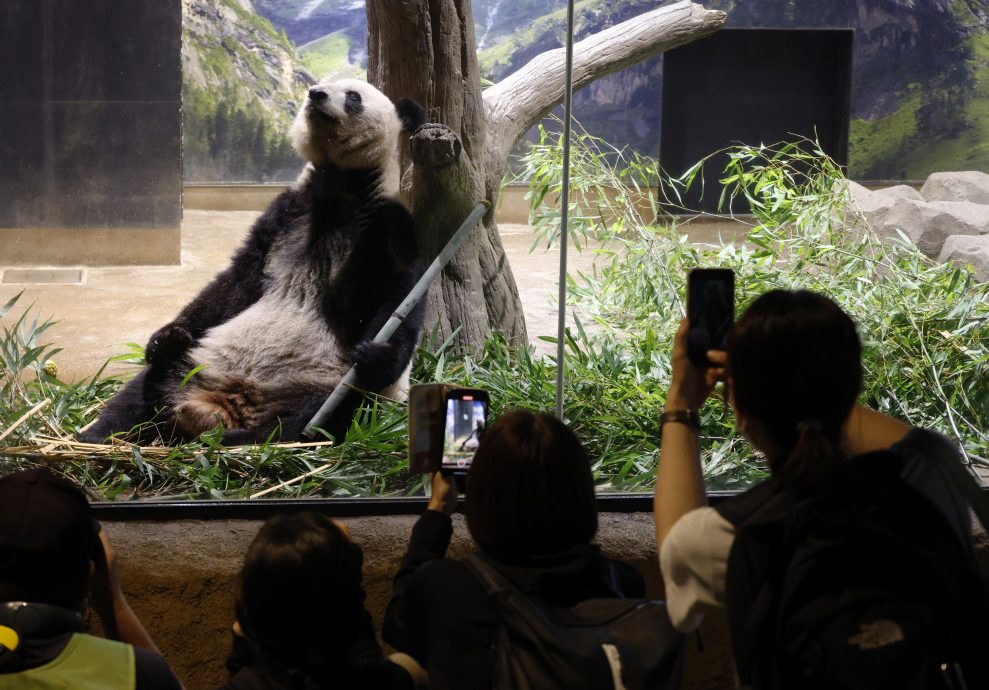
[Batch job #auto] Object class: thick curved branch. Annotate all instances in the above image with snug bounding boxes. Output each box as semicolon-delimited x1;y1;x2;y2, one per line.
483;0;726;163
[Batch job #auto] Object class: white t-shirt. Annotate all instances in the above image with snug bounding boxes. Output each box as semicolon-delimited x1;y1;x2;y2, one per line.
659;506;734;632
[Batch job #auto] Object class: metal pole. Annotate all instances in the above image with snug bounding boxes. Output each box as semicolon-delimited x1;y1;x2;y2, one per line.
555;0;576;421
303;201;490;439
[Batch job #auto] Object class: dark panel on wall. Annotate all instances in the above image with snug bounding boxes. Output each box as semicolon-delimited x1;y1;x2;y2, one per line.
661;29;853;215
0;0;181;230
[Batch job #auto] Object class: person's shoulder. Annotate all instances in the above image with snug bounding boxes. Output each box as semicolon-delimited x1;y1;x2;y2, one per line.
134;646;183;690
599;554;646;598
890;427;959;459
215;666;285;690
409;554;474;583
670;506;734;544
353;657;417;690
661;507;734;568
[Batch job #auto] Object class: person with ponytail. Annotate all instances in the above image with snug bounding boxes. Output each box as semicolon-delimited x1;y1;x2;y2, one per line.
653;289;985;688
219;513;421;690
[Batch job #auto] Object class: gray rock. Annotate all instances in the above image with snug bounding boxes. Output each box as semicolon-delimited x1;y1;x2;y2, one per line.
882;199;989;256
874;184;924;201
841;180;898;229
920;171;989;204
938;235;989;282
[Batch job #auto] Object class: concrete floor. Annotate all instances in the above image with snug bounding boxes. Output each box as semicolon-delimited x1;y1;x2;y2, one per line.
0;213;620;382
0;211;749;382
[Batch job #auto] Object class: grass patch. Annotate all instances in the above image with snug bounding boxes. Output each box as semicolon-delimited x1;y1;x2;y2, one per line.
850;32;989;179
299;32;361;80
849;87;922;180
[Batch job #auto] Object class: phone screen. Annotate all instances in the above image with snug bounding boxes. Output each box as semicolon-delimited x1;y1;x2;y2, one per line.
687;268;735;367
441;393;488;473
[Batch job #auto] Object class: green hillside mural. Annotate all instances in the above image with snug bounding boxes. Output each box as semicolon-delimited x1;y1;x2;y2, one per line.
182;0;989;183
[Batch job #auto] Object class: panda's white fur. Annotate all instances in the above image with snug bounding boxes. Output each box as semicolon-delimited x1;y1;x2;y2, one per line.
290;78;406;199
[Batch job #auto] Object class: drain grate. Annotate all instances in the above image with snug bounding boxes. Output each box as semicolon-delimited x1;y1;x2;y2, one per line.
1;269;84;284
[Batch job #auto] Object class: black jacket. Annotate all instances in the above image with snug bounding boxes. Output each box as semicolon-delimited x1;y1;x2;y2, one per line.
382;510;645;690
218;633;413;690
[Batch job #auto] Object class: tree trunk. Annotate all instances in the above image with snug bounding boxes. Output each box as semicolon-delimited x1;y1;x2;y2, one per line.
367;0;726;353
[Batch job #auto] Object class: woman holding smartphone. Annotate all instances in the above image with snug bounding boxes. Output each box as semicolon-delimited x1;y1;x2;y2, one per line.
383;409;646;690
655;288;984;688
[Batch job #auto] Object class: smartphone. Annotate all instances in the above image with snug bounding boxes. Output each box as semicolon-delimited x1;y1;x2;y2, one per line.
440;389;489;476
408;384;489;475
687;268;735;367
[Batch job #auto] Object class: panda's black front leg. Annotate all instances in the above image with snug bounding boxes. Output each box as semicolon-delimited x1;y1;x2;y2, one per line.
351;297;425;392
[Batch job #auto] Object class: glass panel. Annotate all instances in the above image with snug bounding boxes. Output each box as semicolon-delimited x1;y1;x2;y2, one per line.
2;1;987;502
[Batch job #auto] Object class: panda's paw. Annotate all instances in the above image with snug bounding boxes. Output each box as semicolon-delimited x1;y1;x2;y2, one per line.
146;322;193;365
77;427;106;444
221;428;259;447
352;341;396;387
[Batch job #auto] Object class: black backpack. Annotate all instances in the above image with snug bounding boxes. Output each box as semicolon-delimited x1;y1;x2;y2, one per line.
463;553;684;690
717;431;989;690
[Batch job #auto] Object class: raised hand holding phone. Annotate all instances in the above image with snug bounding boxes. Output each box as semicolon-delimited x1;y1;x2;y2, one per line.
408;384;489;483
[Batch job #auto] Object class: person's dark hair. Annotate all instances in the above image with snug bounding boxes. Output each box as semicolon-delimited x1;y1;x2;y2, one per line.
465;409;597;561
235;512;366;688
727;290;862;491
0;469;97;610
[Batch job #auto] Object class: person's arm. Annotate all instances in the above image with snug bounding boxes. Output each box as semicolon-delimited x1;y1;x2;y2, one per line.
89;529;163;655
842;404;911;457
654;318;726;548
381;472;457;660
90;529;186;690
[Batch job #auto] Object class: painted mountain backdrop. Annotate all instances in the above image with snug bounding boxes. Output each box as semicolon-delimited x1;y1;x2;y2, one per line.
182;0;989;182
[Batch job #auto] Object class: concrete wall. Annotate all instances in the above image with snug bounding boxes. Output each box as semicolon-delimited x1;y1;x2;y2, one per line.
0;0;182;265
101;514;736;690
182;183;540;223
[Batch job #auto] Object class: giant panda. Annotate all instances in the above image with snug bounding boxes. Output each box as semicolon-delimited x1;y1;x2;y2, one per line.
79;79;428;446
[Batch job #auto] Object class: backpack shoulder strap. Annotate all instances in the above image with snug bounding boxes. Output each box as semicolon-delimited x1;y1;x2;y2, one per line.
464;553;516;596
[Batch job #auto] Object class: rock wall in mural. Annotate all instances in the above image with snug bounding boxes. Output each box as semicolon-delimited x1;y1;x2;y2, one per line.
184;0;989;182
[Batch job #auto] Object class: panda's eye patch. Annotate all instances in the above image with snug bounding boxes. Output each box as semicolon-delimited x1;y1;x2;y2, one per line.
344;90;363;115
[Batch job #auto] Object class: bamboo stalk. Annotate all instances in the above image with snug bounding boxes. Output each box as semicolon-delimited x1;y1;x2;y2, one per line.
0;399;50;444
250;461;339;499
0;436;337;465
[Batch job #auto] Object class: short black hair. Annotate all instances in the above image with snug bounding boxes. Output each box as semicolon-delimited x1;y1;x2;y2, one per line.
465;409;597;561
235;513;365;673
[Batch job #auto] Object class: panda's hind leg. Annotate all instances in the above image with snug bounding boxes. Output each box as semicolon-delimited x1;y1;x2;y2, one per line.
218;390;363;446
78;370;168;444
174;378;262;439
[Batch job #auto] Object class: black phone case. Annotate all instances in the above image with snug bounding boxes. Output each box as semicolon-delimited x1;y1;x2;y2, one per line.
687;269;734;367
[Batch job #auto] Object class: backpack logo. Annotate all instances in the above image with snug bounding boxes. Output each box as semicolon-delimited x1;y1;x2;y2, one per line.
601;644;628;690
847;619;905;651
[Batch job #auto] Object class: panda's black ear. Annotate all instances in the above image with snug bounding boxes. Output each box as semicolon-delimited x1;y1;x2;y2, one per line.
395;98;427;134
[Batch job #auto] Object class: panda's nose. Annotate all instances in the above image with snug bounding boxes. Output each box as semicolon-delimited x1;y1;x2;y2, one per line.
309;88;328;102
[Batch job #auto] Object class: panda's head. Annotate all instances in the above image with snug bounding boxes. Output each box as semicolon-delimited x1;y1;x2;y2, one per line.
291;78;426;194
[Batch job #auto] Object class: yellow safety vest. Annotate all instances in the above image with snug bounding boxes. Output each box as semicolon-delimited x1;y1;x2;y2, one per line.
0;633;135;690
